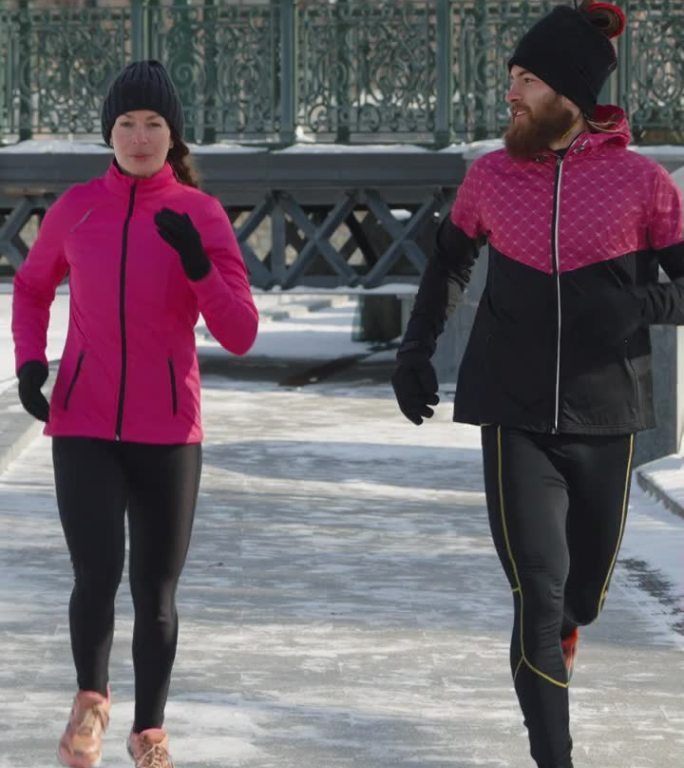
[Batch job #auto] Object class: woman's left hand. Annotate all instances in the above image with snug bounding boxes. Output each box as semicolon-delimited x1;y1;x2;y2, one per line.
154;208;211;281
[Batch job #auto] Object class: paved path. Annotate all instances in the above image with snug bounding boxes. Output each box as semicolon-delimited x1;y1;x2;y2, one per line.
0;356;682;768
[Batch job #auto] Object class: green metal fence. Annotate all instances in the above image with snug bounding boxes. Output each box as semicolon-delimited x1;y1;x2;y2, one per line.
0;0;682;146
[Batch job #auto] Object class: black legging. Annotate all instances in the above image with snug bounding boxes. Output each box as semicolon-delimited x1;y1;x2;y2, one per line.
481;426;634;768
52;437;201;732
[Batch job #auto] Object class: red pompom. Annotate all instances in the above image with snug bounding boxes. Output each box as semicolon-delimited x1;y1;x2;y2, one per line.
582;2;626;39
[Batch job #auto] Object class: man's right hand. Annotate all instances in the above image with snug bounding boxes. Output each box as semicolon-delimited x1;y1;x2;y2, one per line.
391;354;439;425
17;360;50;422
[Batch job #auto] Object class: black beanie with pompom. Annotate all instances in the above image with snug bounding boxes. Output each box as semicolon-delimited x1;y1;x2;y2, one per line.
508;2;626;115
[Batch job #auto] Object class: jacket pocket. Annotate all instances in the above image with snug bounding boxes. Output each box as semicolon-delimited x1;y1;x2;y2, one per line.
63;351;85;410
167;357;178;416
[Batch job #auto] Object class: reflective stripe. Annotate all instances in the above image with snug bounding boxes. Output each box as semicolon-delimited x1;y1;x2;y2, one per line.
496;426;568;689
597;433;634;616
552;156;563;433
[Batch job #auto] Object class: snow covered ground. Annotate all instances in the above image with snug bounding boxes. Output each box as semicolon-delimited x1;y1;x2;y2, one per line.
0;287;682;767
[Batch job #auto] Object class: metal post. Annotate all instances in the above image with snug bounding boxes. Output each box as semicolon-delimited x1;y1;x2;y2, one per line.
435;0;453;147
0;6;6;142
131;0;144;61
203;0;217;144
472;0;488;141
18;0;31;141
279;0;297;145
271;194;287;282
172;0;196;144
145;0;161;60
334;0;350;144
598;35;619;106
615;16;631;116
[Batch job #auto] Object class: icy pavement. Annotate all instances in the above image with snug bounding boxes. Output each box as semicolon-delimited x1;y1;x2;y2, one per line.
0;291;683;768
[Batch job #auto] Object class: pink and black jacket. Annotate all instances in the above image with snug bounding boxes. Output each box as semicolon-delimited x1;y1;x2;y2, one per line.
402;107;684;434
12;161;258;444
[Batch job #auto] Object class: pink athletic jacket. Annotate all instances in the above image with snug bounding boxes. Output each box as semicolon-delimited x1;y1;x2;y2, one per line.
422;106;683;434
12;161;258;444
450;106;682;271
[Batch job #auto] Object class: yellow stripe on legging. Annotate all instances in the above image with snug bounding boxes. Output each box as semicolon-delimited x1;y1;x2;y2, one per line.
513;654;524;682
597;433;634;617
496;426;568;689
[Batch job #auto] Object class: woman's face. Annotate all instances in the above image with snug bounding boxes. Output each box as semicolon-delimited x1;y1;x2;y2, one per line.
111;110;173;178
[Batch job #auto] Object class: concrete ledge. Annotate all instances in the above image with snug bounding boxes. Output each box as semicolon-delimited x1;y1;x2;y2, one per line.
635;455;684;521
0;149;465;205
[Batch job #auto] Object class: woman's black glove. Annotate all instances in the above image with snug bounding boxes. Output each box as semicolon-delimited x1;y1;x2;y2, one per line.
391;350;439;425
17;360;50;422
154;208;211;281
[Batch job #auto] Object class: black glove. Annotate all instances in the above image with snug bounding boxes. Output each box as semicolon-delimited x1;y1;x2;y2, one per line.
575;286;646;348
391;351;439;425
17;360;50;422
154;208;211;281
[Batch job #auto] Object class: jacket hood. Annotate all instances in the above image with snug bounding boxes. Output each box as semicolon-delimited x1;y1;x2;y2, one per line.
581;104;631;149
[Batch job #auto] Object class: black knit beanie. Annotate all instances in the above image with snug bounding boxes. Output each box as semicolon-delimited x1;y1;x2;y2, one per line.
101;60;184;144
508;5;619;115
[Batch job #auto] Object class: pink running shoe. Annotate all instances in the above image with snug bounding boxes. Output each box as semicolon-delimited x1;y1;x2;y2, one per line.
561;627;580;682
57;688;111;768
127;728;174;768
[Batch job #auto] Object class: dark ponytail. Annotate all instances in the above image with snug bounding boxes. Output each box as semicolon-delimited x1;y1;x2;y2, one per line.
576;1;626;39
167;133;200;188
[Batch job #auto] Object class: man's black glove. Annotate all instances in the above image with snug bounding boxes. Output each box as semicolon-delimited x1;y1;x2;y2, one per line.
17;360;50;422
154;208;211;281
391;350;439;425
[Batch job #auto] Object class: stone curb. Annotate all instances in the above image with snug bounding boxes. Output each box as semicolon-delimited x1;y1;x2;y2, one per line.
635;463;684;521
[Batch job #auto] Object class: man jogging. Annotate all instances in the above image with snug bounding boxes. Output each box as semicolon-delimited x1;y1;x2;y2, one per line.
391;2;683;767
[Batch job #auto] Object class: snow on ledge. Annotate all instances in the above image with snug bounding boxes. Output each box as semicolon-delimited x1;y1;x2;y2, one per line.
0;139;111;154
1;138;682;174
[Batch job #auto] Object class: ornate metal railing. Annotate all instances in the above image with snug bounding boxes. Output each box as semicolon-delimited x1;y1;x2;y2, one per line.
0;0;682;145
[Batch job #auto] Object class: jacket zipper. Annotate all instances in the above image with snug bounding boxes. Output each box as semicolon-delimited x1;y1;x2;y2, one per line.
168;357;178;416
115;184;137;440
551;154;564;434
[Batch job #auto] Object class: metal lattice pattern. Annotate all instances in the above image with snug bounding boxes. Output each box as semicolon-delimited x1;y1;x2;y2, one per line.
451;1;557;142
0;188;446;287
0;1;682;144
231;188;446;288
0;195;52;270
297;0;437;142
1;4;130;139
153;2;280;143
619;2;684;142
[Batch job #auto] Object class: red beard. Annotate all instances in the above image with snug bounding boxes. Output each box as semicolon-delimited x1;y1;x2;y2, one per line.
504;94;577;160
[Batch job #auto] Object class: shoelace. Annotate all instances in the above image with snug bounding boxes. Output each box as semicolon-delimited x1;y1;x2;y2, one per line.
135;742;173;768
73;703;108;736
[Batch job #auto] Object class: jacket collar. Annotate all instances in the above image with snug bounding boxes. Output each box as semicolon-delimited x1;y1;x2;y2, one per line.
527;105;631;164
104;160;178;198
570;105;631;152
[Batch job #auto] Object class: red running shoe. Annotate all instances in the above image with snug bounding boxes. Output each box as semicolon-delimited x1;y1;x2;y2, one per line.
561;627;580;682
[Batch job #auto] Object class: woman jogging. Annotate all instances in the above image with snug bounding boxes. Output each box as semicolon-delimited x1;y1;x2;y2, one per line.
12;60;258;768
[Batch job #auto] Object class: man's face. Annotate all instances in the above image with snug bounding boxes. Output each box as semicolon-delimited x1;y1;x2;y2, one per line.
504;65;578;159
